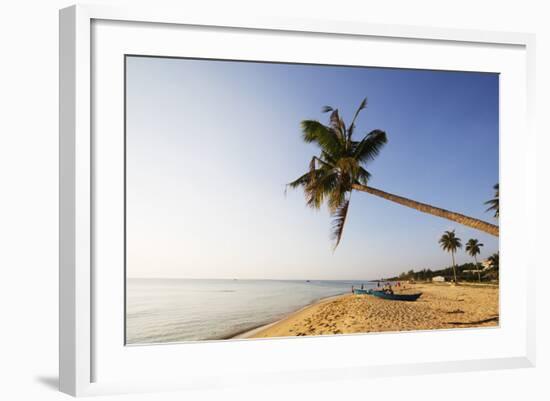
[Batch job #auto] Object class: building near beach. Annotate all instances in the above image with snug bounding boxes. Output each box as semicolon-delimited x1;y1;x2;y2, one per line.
432;276;445;282
463;269;483;275
482;259;492;270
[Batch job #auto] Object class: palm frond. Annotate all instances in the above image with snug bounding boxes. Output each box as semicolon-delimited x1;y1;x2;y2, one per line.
286;171;311;190
355;166;371;186
320;151;337;166
348;97;368;139
329;109;346;140
313;155;335;169
331;198;350;250
353;130;387;163
329;109;340;127
321;105;333;113
309;156;317;174
301;120;342;155
484;183;499;218
304;168;339;209
307;156;318;195
327;180;348;212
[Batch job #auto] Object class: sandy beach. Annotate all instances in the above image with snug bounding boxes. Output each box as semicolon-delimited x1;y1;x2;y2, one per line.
239;283;499;338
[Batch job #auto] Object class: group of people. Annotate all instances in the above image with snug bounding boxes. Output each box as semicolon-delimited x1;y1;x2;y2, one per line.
351;281;404;295
351;283;367;293
377;281;395;294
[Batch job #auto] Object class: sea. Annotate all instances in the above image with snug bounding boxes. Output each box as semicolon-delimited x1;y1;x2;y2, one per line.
126;278;377;344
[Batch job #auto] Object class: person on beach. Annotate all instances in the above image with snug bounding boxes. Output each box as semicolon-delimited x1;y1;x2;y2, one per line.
361;283;364;290
351;285;354;294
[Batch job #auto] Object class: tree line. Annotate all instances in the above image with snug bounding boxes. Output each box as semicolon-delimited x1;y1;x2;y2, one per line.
387;253;499;283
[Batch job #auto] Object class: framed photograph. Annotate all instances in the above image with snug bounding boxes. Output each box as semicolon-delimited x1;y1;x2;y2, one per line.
59;4;536;396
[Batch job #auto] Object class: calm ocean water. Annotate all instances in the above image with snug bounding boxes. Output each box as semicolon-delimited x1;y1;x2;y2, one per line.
126;278;376;344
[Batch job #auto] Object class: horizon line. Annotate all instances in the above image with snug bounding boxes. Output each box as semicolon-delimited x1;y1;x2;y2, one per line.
127;277;385;281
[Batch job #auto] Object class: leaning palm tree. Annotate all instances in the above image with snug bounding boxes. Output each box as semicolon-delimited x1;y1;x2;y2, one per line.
439;230;462;284
287;98;499;248
465;238;484;282
485;183;499;218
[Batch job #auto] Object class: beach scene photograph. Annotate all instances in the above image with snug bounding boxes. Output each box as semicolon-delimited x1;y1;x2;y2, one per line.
125;56;499;345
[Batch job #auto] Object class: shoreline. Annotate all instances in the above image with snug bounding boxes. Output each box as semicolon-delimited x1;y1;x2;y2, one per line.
236;282;499;339
229;293;349;339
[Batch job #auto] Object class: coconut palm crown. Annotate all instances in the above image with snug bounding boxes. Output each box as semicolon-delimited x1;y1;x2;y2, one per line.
438;230;462;283
485;183;499;218
287;98;385;248
288;98;499;249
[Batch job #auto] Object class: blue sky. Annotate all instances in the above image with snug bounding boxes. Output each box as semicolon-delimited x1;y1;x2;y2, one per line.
126;56;499;280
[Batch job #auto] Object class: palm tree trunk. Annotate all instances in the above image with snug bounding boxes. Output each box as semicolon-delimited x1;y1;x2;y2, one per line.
474;255;480;283
451;251;458;284
352;184;499;237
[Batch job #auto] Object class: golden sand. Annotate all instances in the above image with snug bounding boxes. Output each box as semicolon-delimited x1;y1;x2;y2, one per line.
244;283;499;338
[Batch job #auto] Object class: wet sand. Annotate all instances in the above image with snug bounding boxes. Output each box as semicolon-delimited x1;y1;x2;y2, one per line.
239;283;499;338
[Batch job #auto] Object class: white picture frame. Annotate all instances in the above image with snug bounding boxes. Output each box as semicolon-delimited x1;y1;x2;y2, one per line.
59;4;536;397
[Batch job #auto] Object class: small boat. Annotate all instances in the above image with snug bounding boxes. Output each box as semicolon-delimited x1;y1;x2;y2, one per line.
370;290;422;302
353;288;371;295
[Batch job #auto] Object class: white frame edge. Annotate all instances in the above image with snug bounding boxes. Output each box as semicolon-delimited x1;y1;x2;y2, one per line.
60;5;92;396
59;4;536;397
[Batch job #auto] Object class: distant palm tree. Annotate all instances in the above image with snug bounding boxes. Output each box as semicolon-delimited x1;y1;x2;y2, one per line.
465;238;484;282
438;230;462;283
485;183;499;218
487;252;499;270
288;99;498;249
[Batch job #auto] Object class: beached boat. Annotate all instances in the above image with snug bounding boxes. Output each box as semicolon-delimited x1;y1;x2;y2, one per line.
370;290;422;301
353;288;371;295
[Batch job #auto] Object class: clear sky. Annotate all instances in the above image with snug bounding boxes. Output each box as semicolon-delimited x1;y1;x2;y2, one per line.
126;56;499;280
